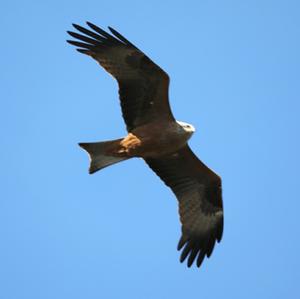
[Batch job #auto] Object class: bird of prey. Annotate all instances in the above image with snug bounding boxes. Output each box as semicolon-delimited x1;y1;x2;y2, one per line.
67;22;223;268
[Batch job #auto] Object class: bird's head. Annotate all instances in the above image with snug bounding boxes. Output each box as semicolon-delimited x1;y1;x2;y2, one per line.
176;121;196;134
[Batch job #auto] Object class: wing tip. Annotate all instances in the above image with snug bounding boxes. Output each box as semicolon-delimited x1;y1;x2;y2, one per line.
72;23;80;29
177;234;221;268
177;236;187;251
76;49;91;55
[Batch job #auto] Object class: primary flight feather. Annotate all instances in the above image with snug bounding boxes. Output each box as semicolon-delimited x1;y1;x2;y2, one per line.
67;22;223;268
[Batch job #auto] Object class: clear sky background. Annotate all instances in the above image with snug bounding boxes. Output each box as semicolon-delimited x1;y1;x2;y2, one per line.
1;1;299;298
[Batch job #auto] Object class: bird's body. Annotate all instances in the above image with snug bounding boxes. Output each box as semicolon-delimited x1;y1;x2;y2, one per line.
67;22;223;268
108;120;194;158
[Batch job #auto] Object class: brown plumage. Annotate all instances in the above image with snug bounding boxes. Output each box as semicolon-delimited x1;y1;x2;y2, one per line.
67;22;223;268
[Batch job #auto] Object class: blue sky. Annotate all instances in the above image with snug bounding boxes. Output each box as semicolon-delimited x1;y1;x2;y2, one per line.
1;0;300;298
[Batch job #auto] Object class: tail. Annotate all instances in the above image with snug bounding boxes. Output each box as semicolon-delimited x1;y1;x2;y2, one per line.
79;139;128;174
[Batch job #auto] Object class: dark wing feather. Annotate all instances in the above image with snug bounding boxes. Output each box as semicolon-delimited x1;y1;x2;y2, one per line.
145;146;223;268
67;22;174;132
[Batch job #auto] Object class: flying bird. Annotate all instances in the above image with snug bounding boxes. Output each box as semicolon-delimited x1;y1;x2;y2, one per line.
67;22;223;268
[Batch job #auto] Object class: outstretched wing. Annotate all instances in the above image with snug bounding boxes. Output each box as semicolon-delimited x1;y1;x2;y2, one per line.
67;22;174;132
146;146;223;268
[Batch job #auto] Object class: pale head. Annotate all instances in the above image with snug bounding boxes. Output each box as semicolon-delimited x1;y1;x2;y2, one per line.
176;120;196;134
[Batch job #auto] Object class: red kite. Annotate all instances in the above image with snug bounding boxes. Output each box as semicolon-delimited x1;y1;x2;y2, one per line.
67;22;223;268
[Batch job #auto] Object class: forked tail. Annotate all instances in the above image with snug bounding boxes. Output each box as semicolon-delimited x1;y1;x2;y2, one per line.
79;139;128;174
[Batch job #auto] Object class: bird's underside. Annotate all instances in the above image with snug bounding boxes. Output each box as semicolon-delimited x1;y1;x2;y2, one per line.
67;22;223;268
114;120;194;158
